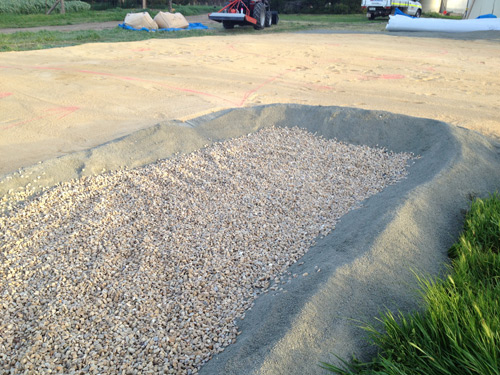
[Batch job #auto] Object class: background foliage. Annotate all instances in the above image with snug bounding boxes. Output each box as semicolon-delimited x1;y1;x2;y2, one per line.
82;0;362;13
0;0;362;14
0;0;91;14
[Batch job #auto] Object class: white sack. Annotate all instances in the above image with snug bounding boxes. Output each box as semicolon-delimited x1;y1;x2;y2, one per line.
386;14;500;32
154;11;189;29
124;12;159;30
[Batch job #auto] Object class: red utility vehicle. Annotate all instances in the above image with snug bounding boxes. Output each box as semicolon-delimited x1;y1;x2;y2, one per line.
209;0;279;30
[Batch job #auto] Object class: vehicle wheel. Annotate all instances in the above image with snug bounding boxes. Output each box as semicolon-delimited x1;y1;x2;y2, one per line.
223;21;235;29
265;10;272;27
271;10;279;25
415;9;421;17
253;2;266;30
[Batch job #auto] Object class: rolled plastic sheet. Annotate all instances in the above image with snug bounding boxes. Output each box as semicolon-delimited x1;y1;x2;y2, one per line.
386;14;500;32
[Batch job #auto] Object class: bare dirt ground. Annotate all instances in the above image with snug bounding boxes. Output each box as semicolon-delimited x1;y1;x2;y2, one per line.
1;21;499;176
0;20;124;34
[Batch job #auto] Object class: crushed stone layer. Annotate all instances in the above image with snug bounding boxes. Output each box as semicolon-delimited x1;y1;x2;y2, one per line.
0;127;413;374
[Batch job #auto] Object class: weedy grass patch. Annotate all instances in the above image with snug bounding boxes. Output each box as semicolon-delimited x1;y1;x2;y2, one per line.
321;193;500;375
0;27;219;51
0;5;215;28
0;14;323;52
0;8;386;51
0;0;90;14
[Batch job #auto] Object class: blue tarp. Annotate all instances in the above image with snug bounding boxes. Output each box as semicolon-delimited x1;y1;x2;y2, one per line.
394;7;415;18
118;22;209;32
477;14;497;19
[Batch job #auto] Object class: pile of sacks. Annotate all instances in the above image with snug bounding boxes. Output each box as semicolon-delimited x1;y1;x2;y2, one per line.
124;11;189;30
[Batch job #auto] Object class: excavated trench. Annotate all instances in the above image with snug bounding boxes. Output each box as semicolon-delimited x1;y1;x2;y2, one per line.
1;105;500;374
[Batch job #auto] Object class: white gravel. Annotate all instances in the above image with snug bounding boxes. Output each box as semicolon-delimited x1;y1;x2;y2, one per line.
0;126;413;374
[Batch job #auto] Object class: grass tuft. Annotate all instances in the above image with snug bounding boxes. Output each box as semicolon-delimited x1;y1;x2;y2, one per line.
321;192;500;375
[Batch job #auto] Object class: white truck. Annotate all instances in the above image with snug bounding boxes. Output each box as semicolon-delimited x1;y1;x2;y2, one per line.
361;0;422;19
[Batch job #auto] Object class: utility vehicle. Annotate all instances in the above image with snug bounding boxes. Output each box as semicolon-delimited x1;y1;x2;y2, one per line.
209;0;279;30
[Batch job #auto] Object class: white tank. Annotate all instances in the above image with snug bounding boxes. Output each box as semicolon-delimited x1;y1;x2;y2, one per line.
420;0;442;12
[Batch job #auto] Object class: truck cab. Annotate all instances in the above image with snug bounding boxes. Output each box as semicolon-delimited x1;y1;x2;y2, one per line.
362;0;422;19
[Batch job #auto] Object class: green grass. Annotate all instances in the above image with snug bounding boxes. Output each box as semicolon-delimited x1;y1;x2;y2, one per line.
0;27;219;51
0;9;371;29
0;9;455;52
167;5;219;16
423;11;463;19
321;193;500;375
0;9;129;28
0;21;324;52
0;0;90;15
0;5;224;51
0;6;216;28
1;10;376;52
280;12;460;23
280;14;370;23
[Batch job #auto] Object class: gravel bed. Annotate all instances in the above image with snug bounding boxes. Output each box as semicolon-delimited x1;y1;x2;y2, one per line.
0;126;413;374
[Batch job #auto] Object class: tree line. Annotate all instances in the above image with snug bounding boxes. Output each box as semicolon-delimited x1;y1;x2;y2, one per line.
81;0;362;13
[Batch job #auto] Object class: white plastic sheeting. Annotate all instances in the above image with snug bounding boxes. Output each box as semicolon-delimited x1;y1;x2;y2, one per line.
124;12;159;30
154;12;189;29
386;14;500;31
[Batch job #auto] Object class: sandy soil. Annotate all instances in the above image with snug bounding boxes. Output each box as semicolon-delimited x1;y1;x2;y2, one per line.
1;28;499;176
1;23;500;375
0;20;123;34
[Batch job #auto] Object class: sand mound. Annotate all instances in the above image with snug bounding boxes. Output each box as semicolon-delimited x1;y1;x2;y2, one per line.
1;105;500;374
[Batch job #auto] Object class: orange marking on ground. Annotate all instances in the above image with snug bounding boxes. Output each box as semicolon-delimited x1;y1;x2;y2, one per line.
1;106;80;131
46;106;80;119
76;69;239;105
238;69;295;107
32;66;65;71
379;74;405;79
4;64;294;117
